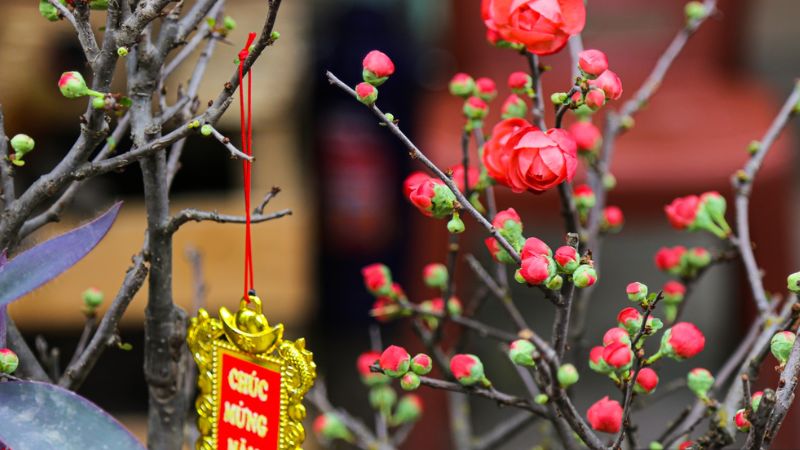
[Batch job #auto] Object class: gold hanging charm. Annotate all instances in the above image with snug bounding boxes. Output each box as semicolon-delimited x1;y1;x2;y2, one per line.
187;295;316;450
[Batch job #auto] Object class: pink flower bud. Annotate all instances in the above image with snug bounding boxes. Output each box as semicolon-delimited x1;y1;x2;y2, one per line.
734;409;751;432
357;351;389;386
578;49;609;77
519;254;556;285
493;208;523;231
400;372;420;391
601;206;624;232
554;246;580;273
679;441;695;450
584;88;606;110
664;195;702;230
589;346;611;373
686;247;711;268
573;184;596;211
663;281;686;304
661;322;705;360
58;71;93;99
313;413;352;442
423;263;448;290
463;96;489;120
654;246;687;275
475;77;497;101
617;307;643;335
507;71;532;94
410;353;432;375
501;94;528;119
603;342;633;370
589;70;623;100
635;367;659;394
379;345;411;378
626;282;648;303
521;237;552;258
408;178;455;219
449;73;476;98
362;50;395;86
371;297;400;323
573;264;597;288
568;121;602;154
362;263;393;297
586;396;623;433
355;82;378;105
450;354;489;386
603;327;631;347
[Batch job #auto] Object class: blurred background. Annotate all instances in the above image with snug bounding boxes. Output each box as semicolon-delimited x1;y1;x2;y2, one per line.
1;0;799;448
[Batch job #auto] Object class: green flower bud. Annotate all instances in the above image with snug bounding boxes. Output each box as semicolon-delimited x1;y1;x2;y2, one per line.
684;1;707;22
747;140;760;156
410;353;432;376
508;339;536;367
392;394;423;425
223;16;237;31
648;442;664;450
0;348;19;374
770;331;796;366
546;274;563;290
200;125;213;136
687;368;714;401
10;134;35;157
550;92;568;105
384;112;395;122
270;30;281;41
626;282;648;303
447;212;465;234
572;265;597;288
82;287;104;309
117;47;129;57
557;363;579;388
603;173;617;190
787;271;800;293
400;372;420;391
313;413;352;442
39;0;63;21
369;385;397;412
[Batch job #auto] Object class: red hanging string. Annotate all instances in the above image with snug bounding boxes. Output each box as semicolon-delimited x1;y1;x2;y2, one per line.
238;32;257;300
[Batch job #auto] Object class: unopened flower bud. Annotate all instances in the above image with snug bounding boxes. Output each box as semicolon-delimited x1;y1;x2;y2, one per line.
58;71;101;99
463;96;489;121
369;385;397;412
770;331;795;367
603;327;631;347
554;246;580;274
400;372;420;391
449;73;475;98
535;394;549;404
422;263;448;290
92;97;106;109
601;206;624;233
546;274;563;290
362;263;393;297
787;271;800;293
270;30;281;41
603;342;633;371
747;140;760;155
557;363;579;388
589;346;611;374
39;0;62;21
569;122;602;156
751;391;763;411
82;287;104;310
362;50;395;86
649;442;664;450
380;345;411;378
617;307;643;336
635;368;659;394
578;49;609;78
447;212;465;234
0;348;19;374
584;89;606;110
603;173;617;190
356;82;378;105
200;124;213;136
519;254;556;285
313;413;352;442
507;71;532;95
660;322;705;360
393;394;423;425
687;368;714;400
410;353;432;375
501;94;527;119
734;408;750;432
357;351;390;386
450;354;490;387
679;441;695;450
447;297;463;316
684;1;707;22
589;70;624;101
10;134;35;158
573;184;596;211
663;281;686;305
474;77;497;102
508;339;536;367
573;265;597;288
626;282;648;303
551;92;568;105
586;396;623;433
117;47;129;57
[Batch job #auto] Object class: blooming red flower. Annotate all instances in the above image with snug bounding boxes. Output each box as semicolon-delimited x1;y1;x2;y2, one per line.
665;322;705;359
586;396;623;433
482;118;532;187
408;178;442;217
567;121;602;154
578;49;609;76
635;368;659;394
589;70;623;100
506;127;578;193
450;164;480;193
482;0;586;55
602;342;632;369
665;195;702;229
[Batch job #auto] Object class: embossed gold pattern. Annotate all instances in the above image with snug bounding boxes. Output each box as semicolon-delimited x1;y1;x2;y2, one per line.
188;295;316;450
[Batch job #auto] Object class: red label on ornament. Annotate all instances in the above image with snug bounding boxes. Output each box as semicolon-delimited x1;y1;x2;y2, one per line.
216;349;281;450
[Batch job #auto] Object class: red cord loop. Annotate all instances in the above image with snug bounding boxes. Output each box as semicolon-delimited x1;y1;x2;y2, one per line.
239;32;257;300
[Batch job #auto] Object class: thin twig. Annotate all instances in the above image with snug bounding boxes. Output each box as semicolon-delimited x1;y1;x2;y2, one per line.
166;207;291;234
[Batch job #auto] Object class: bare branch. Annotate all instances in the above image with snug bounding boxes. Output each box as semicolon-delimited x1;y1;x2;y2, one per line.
0;105;14;207
167;207;291;234
204;125;254;161
47;0;101;66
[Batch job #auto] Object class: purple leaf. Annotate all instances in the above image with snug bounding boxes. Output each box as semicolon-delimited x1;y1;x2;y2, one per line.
0;380;144;450
0;202;121;308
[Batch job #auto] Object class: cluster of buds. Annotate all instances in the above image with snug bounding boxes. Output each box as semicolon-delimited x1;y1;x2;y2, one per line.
449;73;498;130
664;191;731;239
8;134;35;167
403;172;457;220
362;263;408;323
500;72;533;119
355;50;395;105
511;235;596;290
616;307;663;337
554;49;623;114
654;245;712;279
